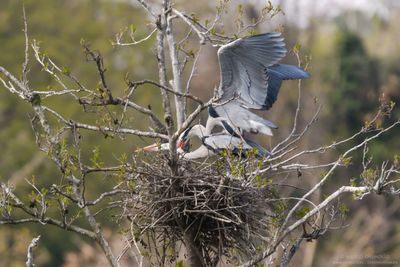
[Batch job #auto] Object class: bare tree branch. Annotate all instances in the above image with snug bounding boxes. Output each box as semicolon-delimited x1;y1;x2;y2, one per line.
1;3;399;267
279;236;303;267
166;12;186;127
26;235;40;267
113;28;157;46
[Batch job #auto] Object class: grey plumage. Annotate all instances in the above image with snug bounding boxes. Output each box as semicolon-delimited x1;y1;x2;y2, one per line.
213;32;310;136
140;32;310;159
212;103;277;136
177;125;266;159
217;32;287;108
202;134;252;154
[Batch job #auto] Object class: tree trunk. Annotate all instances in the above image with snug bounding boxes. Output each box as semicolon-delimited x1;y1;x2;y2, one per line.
183;230;205;267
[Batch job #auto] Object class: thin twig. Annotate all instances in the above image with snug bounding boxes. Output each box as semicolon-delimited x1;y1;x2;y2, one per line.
26;235;40;267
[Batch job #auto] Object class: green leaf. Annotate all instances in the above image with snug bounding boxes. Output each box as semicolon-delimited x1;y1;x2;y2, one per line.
255;175;262;187
62;66;70;75
350;177;360;187
237;4;243;14
295;207;311;218
263;178;273;187
394;154;400;167
340;156;352;167
190;13;198;24
90;146;103;168
130;24;136;33
338;204;349;217
293;43;302;54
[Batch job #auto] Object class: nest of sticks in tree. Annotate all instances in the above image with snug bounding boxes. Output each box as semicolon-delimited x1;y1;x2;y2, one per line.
122;151;282;265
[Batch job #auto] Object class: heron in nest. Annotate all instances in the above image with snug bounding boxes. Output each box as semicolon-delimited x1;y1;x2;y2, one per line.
140;32;310;159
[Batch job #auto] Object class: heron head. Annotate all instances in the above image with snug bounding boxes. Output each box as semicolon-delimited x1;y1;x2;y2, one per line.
136;126;193;154
177;125;194;153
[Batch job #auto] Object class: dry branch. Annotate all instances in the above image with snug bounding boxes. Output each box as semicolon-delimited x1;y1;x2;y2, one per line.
0;2;399;267
26;235;40;267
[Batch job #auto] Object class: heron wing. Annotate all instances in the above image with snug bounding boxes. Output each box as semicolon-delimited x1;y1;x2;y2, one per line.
202;135;252;153
243;138;270;157
213;102;277;134
217;32;309;110
217;32;286;109
202;134;269;158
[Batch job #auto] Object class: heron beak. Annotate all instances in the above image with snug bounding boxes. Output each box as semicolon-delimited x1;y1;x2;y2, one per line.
135;143;159;153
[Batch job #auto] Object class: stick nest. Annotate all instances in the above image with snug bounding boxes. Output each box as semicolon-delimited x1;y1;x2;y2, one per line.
122;152;282;265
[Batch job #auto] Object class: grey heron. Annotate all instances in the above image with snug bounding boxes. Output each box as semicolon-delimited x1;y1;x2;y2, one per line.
140;124;268;159
210;32;309;137
139;32;309;159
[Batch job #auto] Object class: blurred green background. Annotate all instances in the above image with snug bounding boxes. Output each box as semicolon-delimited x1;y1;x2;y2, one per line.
0;0;399;266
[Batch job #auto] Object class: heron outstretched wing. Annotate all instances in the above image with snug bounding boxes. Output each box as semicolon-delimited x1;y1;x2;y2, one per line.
217;32;309;110
213;32;309;136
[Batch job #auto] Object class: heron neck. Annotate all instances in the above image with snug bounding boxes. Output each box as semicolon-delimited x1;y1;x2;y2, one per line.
188;124;207;138
183;145;214;159
205;116;224;135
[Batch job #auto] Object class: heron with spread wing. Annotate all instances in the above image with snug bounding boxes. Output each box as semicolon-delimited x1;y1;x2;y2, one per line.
209;32;309;137
139;32;309;159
